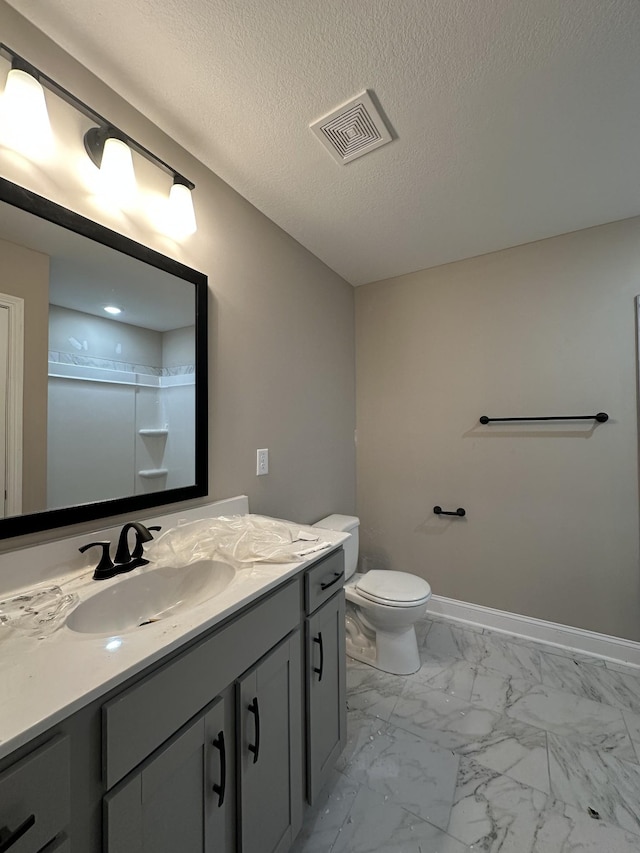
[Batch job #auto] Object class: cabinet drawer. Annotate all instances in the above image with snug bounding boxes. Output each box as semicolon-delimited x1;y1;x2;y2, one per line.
0;735;69;853
304;549;344;614
103;578;300;789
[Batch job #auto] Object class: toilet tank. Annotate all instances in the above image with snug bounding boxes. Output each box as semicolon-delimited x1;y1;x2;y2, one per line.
312;514;359;580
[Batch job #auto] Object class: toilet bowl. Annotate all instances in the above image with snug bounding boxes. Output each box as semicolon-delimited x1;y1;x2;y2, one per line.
313;515;431;675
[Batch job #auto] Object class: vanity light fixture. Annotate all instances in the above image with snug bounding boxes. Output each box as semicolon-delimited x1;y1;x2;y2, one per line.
0;43;197;237
0;57;53;158
84;126;137;207
167;176;197;237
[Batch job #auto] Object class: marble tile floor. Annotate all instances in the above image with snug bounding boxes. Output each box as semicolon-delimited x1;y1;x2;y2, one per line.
291;615;640;852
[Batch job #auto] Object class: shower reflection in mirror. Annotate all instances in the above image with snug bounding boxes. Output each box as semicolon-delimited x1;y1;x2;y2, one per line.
0;203;197;520
47;303;195;510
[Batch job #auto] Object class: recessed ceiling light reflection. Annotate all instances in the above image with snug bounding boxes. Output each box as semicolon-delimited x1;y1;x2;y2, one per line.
105;637;122;652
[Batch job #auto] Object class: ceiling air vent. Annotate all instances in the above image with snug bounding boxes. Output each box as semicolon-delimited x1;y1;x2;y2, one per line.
310;90;393;164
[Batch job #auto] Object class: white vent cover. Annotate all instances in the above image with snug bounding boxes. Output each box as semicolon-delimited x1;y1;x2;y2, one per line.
310;90;393;164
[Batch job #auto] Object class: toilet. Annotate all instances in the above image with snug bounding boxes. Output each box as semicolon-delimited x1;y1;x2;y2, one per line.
313;515;431;675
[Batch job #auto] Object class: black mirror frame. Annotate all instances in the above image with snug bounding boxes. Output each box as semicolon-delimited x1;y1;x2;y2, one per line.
0;177;208;539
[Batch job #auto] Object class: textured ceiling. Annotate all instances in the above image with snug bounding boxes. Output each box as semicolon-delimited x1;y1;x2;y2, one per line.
5;0;640;285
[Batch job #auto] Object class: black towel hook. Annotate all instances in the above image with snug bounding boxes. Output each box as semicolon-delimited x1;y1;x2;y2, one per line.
434;506;466;517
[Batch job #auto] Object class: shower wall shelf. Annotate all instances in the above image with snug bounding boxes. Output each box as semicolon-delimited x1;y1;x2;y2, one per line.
138;469;169;479
479;412;608;424
138;428;169;436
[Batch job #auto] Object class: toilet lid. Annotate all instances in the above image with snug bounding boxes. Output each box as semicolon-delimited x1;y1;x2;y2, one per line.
355;570;431;606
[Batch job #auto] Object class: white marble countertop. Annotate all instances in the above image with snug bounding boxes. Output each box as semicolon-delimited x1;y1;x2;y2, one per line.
0;512;348;762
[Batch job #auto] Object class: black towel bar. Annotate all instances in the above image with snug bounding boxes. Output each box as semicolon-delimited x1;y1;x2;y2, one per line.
479;413;608;424
433;506;466;517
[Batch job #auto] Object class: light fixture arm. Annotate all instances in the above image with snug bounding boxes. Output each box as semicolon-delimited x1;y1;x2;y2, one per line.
0;43;195;191
10;55;38;77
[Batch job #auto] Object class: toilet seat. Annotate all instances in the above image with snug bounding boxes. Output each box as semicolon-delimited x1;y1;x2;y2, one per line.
354;570;431;608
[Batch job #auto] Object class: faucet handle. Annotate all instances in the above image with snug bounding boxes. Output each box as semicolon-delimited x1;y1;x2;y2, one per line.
79;541;116;581
131;525;161;561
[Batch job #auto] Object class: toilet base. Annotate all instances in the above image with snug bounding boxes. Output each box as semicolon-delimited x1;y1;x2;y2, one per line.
346;624;421;675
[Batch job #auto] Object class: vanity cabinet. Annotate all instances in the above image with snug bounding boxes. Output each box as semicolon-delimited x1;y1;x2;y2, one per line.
104;691;235;853
105;628;301;853
101;578;303;853
0;734;70;853
0;544;346;853
303;549;347;804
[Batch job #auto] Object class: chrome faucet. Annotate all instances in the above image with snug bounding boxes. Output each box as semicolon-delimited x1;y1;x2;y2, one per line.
80;522;161;580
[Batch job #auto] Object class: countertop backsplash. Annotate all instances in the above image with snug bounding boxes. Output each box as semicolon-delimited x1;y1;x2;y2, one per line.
0;495;250;597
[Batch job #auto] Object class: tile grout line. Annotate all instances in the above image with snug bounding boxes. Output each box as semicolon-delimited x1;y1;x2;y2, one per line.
468;659;482;709
538;727;640;839
326;773;361;853
337;646;640;851
545;730;553;800
349;625;640;845
344;773;466;848
391;660;639;774
620;709;639;766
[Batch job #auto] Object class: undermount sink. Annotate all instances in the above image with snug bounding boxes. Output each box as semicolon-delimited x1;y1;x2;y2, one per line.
66;560;236;634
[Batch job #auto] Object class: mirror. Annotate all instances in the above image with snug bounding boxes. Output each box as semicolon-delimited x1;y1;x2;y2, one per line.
0;177;207;538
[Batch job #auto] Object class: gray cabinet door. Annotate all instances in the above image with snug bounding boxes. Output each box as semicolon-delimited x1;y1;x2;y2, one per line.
204;689;236;852
238;631;302;853
104;694;234;853
305;591;346;803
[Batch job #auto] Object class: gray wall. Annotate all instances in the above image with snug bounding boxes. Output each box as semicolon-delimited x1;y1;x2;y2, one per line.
0;2;355;549
356;217;640;641
0;237;49;514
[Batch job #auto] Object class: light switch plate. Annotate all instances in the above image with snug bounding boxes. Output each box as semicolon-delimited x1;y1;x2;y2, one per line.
257;448;269;475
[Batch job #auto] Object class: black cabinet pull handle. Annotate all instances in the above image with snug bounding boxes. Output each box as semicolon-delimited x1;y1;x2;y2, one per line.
212;730;226;807
0;814;36;852
320;571;344;591
248;697;260;764
313;633;324;682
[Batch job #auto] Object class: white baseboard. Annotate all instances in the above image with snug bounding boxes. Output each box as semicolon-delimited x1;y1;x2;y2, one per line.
427;594;640;668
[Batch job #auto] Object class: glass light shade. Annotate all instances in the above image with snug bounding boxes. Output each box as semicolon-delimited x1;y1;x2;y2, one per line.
0;68;53;159
167;181;197;237
98;137;137;207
